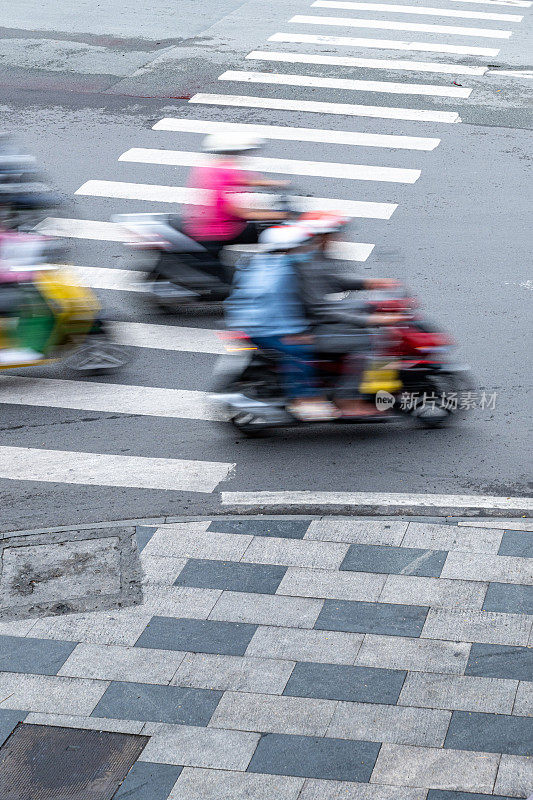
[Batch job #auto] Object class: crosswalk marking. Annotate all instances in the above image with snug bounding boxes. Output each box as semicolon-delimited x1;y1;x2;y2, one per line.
37;217;375;262
268;31;500;56
290;14;513;37
111;321;225;354
0;446;234;493
246;50;488;76
119;147;422;184
64;265;147;292
190;93;461;123
153;117;441;151
0;375;216;421
74;181;397;219
219;68;472;98
312;0;523;21
449;0;530;6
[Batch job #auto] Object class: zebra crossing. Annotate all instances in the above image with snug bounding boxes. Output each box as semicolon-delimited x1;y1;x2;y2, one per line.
3;0;529;512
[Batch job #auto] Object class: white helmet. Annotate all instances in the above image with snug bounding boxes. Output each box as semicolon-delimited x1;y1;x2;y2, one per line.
258;225;312;252
202;132;264;154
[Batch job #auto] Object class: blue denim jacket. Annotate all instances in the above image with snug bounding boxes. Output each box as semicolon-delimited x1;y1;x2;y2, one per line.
225;252;308;336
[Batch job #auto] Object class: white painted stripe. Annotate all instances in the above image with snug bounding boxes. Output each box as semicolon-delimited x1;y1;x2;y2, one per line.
221;490;533;512
449;0;530;7
219;68;472;98
111;321;225;354
37;218;374;262
0;446;233;492
246;50;487;76
488;68;533;77
312;0;522;21
74;182;397;220
153;116;441;150
190;92;461;123
119;147;421;184
66;265;146;292
290;14;512;38
269;31;500;56
0;375;216;421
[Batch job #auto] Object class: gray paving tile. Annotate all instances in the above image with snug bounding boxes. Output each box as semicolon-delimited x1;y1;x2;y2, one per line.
422;609;532;646
276;567;385;602
30;607;153;646
24;712;145;734
513;681;533;716
241;537;349;569
306;519;407;545
341;544;447;577
316;599;428;638
135;617;258;656
142;522;253;561
402;523;503;554
135;525;158;554
483;583;533;615
58;642;186;684
209;591;323;628
494;754;533;798
0;709;26;746
246;625;363;665
371;743;500;793
140;586;221;618
465;643;533;681
141;556;188;586
379;575;487;610
0;634;77;676
174;558;287;594
208;691;336;736
398;672;518;714
299;780;428;800
427;792;516;800
283;662;406;704
171;652;294;694
0;672;107;715
92;681;222;726
459;520;533;532
356;634;470;674
139;723;260;770
168;767;304;799
248;732;380;782
445;710;533;756
114;761;182;800
499;531;533;557
328;701;450;747
208;519;311;539
441;552;533;586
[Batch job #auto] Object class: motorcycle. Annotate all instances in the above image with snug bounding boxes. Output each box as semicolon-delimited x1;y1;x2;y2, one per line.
211;287;473;435
0;231;127;373
113;195;293;312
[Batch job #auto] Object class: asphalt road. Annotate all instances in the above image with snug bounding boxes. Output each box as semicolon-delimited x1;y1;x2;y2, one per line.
0;0;531;530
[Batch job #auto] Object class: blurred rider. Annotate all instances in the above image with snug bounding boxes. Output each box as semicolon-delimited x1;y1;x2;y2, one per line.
183;133;288;256
225;224;339;422
296;212;403;417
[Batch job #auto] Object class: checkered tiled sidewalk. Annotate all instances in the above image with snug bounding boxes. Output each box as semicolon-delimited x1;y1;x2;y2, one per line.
0;517;532;799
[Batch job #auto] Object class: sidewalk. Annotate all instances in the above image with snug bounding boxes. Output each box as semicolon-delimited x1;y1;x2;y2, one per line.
0;515;531;799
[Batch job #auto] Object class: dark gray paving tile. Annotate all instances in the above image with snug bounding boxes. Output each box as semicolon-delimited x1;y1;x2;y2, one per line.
498;531;533;558
315;600;428;637
136;526;157;553
208;520;310;539
427;792;516;800
247;732;380;781
444;710;533;757
174;559;287;594
92;681;222;726
0;635;77;675
114;761;182;800
483;583;533;615
283;662;406;704
0;710;27;747
135;617;258;656
341;544;447;577
466;643;533;681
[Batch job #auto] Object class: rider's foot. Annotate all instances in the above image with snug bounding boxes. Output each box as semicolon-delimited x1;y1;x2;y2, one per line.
288;398;341;422
335;398;386;418
0;348;45;365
